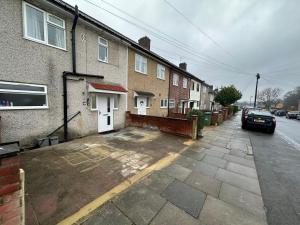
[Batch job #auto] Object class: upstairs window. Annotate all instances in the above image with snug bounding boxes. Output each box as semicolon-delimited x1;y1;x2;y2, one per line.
197;83;200;92
135;54;147;74
191;81;195;90
98;37;108;62
0;81;48;110
157;64;165;80
173;73;179;86
183;78;187;88
23;2;66;49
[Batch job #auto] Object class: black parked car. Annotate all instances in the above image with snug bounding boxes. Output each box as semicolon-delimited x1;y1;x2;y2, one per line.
242;110;276;134
274;110;286;116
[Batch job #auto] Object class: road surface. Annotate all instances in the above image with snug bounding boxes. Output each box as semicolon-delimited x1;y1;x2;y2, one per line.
249;116;300;225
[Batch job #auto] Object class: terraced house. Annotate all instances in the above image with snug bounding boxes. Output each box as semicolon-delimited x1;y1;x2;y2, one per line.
127;37;170;117
0;0;130;146
0;0;216;148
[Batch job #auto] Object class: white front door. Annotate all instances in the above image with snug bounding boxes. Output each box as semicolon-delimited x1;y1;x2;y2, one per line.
97;95;114;132
137;97;147;115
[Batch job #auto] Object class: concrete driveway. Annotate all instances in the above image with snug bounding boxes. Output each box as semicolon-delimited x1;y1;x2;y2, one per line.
21;127;190;225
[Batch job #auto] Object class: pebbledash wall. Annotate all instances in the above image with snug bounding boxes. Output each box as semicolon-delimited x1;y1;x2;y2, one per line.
0;0;128;146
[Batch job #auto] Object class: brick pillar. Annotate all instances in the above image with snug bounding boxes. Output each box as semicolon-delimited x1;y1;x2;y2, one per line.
0;150;22;225
191;115;198;140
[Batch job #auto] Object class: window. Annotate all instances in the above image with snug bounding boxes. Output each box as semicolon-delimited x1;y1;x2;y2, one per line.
183;78;187;88
173;73;179;86
169;99;175;108
157;64;165;80
160;99;168;108
196;101;199;107
135;54;147;74
146;97;150;107
0;81;48;110
23;2;66;49
98;37;108;62
197;83;200;92
191;81;195;90
91;94;97;110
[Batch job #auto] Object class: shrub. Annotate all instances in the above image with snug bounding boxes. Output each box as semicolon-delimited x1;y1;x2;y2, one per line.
187;109;205;130
233;105;239;114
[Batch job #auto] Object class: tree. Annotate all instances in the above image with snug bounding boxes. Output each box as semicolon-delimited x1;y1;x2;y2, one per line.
257;87;281;110
283;86;300;110
214;85;242;106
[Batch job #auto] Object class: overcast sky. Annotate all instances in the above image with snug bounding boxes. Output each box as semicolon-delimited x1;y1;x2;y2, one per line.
65;0;300;101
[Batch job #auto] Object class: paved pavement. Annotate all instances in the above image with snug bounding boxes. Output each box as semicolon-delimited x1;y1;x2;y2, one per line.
250;117;300;225
78;116;268;225
21;127;190;225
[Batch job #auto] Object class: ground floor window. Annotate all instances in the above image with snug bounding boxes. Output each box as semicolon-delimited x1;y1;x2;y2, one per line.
90;94;119;110
160;99;168;108
169;99;175;108
0;81;48;109
134;96;150;107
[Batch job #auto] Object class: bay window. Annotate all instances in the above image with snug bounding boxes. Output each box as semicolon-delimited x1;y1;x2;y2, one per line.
0;81;48;110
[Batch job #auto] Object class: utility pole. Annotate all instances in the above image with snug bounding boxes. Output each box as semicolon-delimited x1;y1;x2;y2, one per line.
254;73;260;108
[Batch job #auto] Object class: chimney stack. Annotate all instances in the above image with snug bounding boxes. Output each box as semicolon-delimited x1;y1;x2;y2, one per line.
138;36;151;50
179;62;187;71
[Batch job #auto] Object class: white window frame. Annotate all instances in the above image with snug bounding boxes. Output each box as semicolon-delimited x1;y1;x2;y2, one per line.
183;78;187;88
90;94;97;111
157;64;166;80
169;99;175;108
173;73;179;86
98;36;108;63
0;81;48;110
22;1;66;50
160;99;168;108
135;54;148;74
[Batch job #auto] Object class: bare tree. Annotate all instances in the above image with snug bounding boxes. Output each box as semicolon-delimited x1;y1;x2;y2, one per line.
258;88;281;110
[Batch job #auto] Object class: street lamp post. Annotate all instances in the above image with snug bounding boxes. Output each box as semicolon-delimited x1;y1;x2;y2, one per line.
254;73;260;108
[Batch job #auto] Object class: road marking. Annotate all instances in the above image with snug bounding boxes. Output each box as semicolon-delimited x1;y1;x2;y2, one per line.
276;129;300;152
56;143;194;225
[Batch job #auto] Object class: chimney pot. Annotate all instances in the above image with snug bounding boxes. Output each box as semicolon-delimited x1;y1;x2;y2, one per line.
138;36;151;50
179;62;187;70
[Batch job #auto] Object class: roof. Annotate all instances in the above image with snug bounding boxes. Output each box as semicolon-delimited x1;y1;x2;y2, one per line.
134;91;155;97
90;83;127;93
47;0;208;85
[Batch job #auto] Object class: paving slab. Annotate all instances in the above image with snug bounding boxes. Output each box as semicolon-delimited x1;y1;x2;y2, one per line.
185;171;222;197
81;202;132;225
193;161;219;177
226;162;258;179
160;163;191;181
224;154;255;168
203;149;225;158
199;196;267;225
161;180;206;218
208;145;230;154
219;183;266;219
113;184;166;225
202;155;228;168
150;202;200;225
182;149;206;161
216;168;261;195
141;171;174;194
174;155;199;170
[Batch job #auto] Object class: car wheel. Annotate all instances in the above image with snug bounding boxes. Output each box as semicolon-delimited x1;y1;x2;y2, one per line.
268;128;275;134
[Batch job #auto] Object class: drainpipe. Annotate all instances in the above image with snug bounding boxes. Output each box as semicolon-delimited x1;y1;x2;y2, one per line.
167;69;171;117
63;5;79;142
72;5;79;74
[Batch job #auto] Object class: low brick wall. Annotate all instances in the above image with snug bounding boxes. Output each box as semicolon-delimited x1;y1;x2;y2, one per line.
126;112;197;139
0;153;23;225
168;112;187;119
